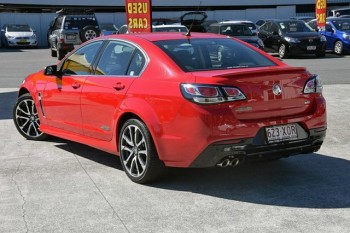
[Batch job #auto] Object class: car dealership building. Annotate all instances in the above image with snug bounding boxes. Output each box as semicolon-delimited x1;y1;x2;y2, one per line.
0;0;349;46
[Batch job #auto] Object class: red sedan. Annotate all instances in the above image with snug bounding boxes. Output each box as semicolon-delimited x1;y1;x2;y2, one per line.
13;33;326;183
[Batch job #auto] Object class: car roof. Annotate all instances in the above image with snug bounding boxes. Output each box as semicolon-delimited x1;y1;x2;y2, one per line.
106;32;228;42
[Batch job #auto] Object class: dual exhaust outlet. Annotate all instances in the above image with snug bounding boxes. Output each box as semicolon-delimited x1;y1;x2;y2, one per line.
217;157;241;168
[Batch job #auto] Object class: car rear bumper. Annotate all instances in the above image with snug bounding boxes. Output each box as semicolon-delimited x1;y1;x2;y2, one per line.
189;126;326;168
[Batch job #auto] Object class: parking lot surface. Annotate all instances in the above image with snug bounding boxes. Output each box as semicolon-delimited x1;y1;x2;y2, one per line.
0;48;350;232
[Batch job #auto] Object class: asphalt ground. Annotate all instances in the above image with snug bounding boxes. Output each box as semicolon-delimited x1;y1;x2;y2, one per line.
0;48;350;232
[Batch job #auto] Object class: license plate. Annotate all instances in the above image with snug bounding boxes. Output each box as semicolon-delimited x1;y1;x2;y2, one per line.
19;39;27;43
66;34;77;40
265;124;298;143
307;46;316;50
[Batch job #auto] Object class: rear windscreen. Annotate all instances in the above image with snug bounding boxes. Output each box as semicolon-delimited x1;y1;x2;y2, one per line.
154;38;276;72
64;16;98;30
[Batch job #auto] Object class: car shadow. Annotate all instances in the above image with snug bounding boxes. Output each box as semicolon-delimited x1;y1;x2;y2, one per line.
54;139;350;209
0;91;18;120
54;140;123;170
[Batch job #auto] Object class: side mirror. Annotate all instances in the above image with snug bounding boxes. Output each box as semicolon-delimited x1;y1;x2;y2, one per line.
44;65;60;76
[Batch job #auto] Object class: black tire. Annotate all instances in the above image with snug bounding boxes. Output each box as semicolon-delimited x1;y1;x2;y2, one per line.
119;119;166;184
57;49;66;60
316;52;326;58
50;43;57;57
334;40;343;55
80;26;100;43
13;93;48;141
278;44;288;59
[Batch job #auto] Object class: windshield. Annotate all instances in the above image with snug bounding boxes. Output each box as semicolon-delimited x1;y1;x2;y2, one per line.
279;21;313;33
154;38;276;72
221;25;253;36
7;25;32;32
331;19;350;30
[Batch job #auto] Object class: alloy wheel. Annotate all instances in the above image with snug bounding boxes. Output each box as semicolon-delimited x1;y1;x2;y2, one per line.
13;94;46;140
120;124;148;178
334;41;343;55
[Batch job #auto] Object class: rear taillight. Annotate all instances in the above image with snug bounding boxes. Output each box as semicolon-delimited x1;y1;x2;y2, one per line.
303;75;323;94
180;83;246;104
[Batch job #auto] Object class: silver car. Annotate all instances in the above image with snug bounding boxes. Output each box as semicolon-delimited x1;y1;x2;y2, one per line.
1;24;37;48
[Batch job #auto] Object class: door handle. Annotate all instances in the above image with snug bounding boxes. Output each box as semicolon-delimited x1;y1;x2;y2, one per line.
113;82;125;91
72;82;81;89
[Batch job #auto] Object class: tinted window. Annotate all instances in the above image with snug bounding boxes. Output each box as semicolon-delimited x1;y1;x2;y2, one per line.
155;38;276;72
64;16;98;30
220;25;253;36
330;19;350;30
95;41;137;76
61;41;103;75
278;21;312;33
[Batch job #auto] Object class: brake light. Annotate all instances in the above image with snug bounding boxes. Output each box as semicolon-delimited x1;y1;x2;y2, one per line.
303;75;323;94
180;83;246;104
59;34;65;43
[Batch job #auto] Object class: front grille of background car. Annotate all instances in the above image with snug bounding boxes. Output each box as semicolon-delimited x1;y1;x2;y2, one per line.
300;38;321;45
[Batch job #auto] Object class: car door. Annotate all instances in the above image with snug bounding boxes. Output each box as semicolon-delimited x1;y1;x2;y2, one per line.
81;40;147;141
258;22;275;51
323;22;337;50
42;40;104;134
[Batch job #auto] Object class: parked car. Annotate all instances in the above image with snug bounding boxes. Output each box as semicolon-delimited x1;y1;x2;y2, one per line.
258;19;327;58
0;24;37;48
308;18;350;55
208;22;264;50
13;33;327;184
100;23;118;36
256;19;275;27
328;7;350;17
152;24;188;32
48;8;101;60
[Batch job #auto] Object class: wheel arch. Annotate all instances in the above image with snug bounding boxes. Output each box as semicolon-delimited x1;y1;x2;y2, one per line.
115;100;163;158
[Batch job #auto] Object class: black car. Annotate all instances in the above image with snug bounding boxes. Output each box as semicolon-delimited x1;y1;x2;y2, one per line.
258;19;327;58
208;22;264;50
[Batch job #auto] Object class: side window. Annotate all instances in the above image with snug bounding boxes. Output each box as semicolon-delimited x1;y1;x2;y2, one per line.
95;41;135;76
325;23;332;31
61;41;103;75
127;50;146;76
54;17;63;30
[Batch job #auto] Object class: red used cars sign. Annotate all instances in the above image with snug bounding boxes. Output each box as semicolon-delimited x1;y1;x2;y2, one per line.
315;0;327;28
125;0;152;33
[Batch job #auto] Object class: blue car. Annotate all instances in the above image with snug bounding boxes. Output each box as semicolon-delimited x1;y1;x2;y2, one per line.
308;18;350;55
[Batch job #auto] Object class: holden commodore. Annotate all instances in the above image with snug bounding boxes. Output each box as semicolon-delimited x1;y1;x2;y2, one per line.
13;33;327;183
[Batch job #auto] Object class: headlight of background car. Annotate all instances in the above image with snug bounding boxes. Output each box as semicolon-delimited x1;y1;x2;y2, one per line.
343;34;350;40
320;35;327;42
5;34;15;39
284;37;300;43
